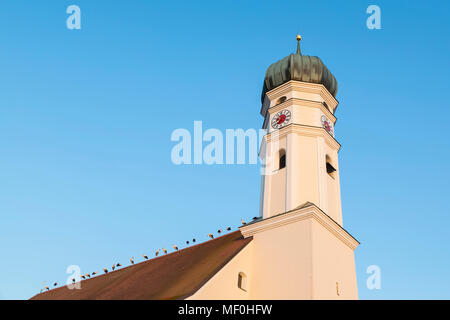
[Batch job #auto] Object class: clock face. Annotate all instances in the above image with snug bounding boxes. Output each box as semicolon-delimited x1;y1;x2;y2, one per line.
321;115;334;136
271;110;291;129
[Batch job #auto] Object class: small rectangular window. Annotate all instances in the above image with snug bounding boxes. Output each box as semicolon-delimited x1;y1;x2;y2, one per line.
279;155;286;169
238;272;247;291
326;162;336;178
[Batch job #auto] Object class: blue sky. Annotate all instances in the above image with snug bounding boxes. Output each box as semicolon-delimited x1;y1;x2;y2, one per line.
0;0;449;300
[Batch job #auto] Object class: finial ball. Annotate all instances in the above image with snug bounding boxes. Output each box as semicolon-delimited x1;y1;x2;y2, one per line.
296;34;302;41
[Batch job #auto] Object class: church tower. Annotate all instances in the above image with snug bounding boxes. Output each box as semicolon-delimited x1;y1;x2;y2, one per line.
259;35;343;225
239;35;359;299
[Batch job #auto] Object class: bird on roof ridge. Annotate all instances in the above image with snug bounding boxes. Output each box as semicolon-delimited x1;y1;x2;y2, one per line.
59;222;240;285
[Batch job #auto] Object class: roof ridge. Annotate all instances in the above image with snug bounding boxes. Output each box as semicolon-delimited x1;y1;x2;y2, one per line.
31;230;251;300
35;230;243;295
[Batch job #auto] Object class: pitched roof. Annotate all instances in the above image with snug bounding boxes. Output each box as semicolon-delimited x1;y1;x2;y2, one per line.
30;230;252;300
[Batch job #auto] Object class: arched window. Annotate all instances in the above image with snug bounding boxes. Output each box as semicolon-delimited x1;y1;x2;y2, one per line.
237;272;247;291
326;155;336;178
279;149;286;170
276;96;287;105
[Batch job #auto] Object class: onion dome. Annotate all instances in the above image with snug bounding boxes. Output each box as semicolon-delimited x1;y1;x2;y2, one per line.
261;35;338;102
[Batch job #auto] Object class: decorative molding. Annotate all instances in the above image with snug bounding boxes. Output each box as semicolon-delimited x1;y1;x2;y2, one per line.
240;204;359;251
266;81;339;113
269;97;337;124
264;123;341;151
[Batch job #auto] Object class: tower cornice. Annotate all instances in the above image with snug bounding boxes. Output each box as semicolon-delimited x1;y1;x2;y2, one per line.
266;80;339;113
240;203;359;251
269;97;337;124
264;123;341;151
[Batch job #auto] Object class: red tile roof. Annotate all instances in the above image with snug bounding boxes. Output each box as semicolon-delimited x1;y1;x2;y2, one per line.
30;230;252;300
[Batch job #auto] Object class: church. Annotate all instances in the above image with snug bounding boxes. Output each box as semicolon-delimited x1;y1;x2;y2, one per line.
32;35;359;300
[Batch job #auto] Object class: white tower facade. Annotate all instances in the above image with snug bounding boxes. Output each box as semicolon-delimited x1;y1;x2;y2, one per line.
260;80;343;225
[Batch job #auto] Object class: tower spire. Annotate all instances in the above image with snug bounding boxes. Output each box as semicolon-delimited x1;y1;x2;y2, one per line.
296;34;302;55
